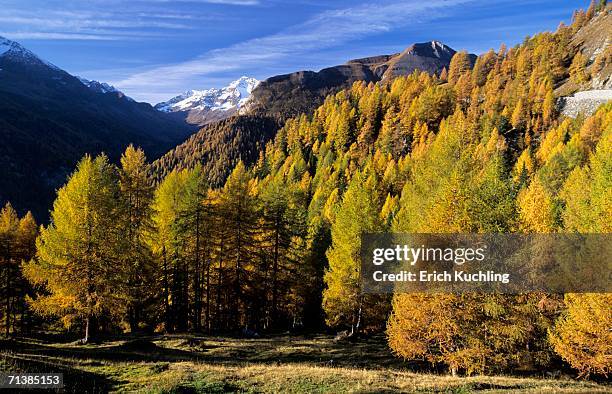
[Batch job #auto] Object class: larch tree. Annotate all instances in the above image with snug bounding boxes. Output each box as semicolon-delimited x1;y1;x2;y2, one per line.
549;293;612;377
0;203;20;336
560;128;611;233
151;169;189;332
260;177;298;327
15;211;38;334
511;99;528;130
24;155;123;342
0;206;38;336
175;165;213;331
549;129;611;377
517;177;558;232
323;170;384;333
569;52;589;85
448;50;473;84
217;162;260;329
118;145;155;332
388;120;553;375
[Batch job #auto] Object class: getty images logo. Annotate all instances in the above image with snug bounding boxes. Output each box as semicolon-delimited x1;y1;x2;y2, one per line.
372;244;487;266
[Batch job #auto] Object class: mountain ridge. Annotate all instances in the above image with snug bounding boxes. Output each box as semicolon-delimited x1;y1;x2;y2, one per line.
0;35;196;219
245;40;472;120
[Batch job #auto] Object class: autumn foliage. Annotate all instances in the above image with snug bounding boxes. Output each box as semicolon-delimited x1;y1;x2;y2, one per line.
2;2;610;378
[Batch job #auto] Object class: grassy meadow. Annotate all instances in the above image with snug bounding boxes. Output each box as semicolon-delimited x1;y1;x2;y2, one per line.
1;334;610;393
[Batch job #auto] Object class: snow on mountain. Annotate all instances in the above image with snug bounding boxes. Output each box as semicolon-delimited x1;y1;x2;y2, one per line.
156;76;259;115
1;36;131;101
77;76;134;99
77;77;118;93
0;36;59;70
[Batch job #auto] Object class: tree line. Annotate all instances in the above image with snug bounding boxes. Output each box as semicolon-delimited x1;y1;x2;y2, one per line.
19;147;320;341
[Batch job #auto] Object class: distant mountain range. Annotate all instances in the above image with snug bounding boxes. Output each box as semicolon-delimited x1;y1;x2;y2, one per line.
0;36;196;219
155;76;259;125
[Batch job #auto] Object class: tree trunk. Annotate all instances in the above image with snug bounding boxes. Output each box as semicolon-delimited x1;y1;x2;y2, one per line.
162;246;171;332
5;242;12;337
194;210;201;331
354;296;363;335
5;262;11;337
206;260;211;333
216;243;224;331
234;221;242;328
84;315;91;343
271;212;280;326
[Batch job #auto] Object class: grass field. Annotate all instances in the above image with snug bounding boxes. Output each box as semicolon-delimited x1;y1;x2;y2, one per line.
0;334;610;393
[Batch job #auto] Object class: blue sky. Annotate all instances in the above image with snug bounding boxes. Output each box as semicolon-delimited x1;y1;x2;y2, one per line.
1;0;590;103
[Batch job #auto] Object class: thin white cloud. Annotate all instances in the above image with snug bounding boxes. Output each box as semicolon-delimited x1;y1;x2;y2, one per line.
202;0;259;4
115;0;474;102
146;0;259;4
0;6;219;43
0;32;122;40
0;16;193;30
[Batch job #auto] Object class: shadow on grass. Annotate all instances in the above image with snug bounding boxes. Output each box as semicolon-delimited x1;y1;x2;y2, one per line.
1;334;412;369
0;350;115;393
0;332;421;390
158;333;418;370
0;338;197;364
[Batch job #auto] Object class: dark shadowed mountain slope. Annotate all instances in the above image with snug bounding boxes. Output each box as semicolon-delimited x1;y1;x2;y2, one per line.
152;115;278;187
0;36;196;219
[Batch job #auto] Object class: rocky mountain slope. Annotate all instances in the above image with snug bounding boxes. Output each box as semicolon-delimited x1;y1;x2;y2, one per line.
246;41;470;120
155;76;259;125
560;89;612;117
556;10;611;116
0;36;196;219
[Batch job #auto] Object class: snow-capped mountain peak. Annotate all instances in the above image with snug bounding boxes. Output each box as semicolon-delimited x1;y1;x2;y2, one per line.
0;35;59;70
155;76;259;124
227;76;259;105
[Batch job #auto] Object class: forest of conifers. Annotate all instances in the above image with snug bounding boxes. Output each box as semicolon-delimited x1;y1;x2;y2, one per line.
0;3;610;378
